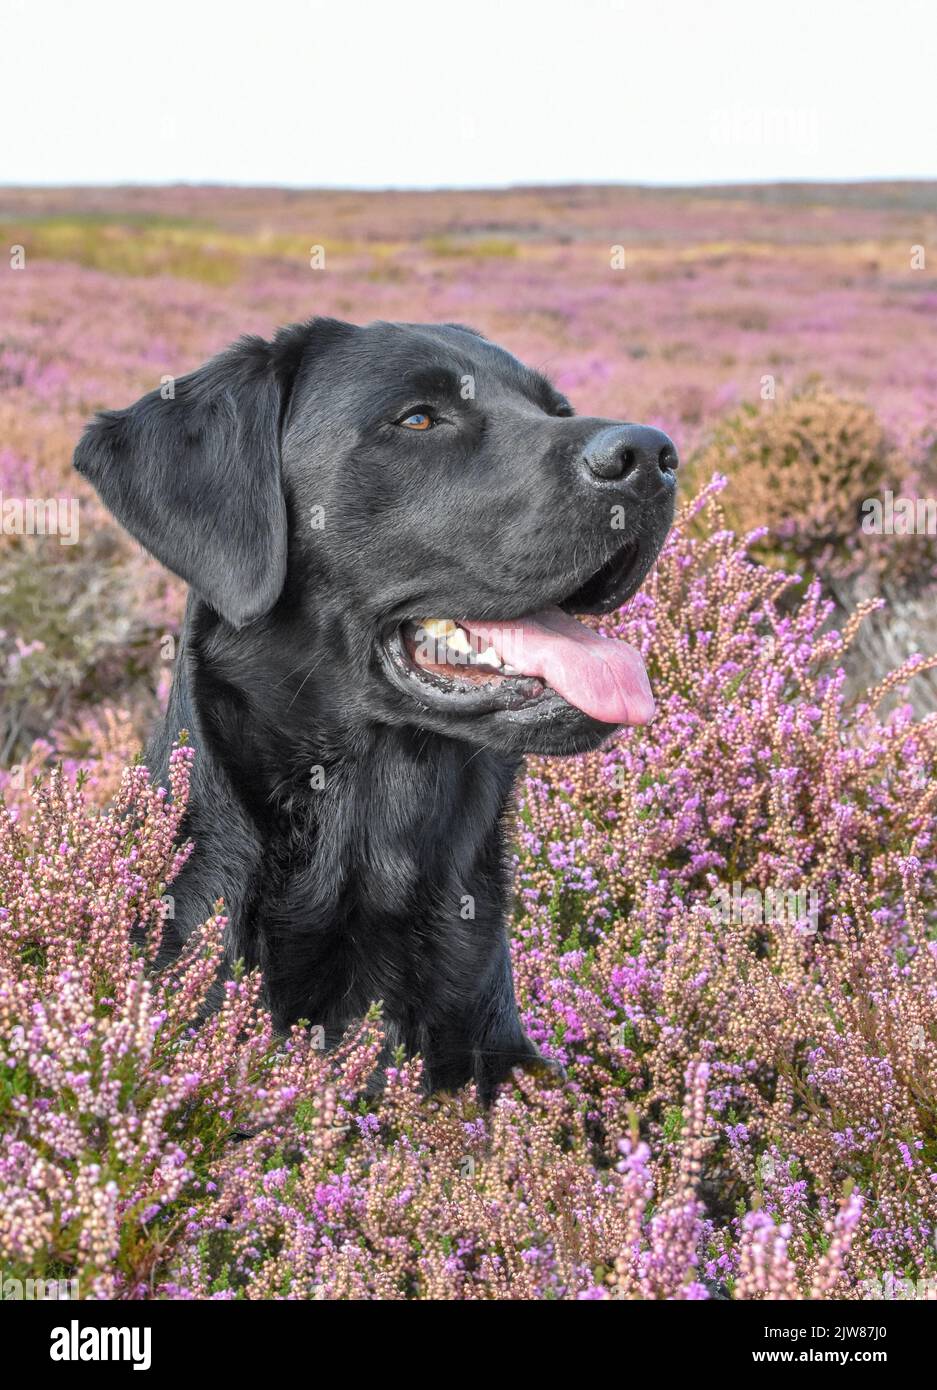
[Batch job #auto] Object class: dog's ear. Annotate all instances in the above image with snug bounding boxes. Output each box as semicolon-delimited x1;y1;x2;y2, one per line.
74;328;310;628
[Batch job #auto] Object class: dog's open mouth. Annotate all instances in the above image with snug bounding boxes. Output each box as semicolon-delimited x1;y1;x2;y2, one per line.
382;539;656;727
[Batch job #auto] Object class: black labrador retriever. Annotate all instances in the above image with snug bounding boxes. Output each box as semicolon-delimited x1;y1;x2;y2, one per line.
74;318;676;1101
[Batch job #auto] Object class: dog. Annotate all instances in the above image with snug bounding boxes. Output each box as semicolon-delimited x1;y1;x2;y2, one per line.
74;318;677;1102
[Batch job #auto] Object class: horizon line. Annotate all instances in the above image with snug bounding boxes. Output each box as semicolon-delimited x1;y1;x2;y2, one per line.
2;176;936;194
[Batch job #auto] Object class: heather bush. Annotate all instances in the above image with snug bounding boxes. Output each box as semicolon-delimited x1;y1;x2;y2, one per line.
2;482;935;1300
0;444;176;763
692;389;896;574
0;529;168;764
695;392;937;716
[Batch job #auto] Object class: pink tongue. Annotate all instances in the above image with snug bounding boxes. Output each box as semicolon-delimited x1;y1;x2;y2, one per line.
461;607;655;726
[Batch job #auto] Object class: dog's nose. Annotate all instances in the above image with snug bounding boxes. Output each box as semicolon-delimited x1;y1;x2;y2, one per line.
582;424;678;488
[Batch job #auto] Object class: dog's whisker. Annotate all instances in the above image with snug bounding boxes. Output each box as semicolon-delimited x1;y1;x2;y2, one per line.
285;655;327;712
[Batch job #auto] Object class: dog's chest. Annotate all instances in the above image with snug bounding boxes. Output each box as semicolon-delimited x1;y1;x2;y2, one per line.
252;754;517;1026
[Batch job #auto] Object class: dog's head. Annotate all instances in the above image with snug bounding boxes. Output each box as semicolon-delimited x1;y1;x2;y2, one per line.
75;318;676;757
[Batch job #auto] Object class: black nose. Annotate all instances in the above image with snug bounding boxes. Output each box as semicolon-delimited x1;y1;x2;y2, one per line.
582;424;678;487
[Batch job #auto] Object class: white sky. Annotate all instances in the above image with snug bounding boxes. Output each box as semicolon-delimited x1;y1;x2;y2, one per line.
1;0;934;187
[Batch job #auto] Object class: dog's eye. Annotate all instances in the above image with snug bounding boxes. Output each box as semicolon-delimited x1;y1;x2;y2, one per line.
398;411;434;431
552;402;574;418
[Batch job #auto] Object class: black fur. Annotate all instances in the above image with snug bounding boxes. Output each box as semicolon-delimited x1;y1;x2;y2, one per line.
74;318;676;1102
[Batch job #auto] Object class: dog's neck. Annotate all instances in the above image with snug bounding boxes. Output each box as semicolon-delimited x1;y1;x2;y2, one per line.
149;596;540;1084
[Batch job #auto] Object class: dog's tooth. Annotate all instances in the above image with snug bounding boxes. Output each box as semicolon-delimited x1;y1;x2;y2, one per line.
445;627;473;656
472;643;503;669
420;618;457;638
